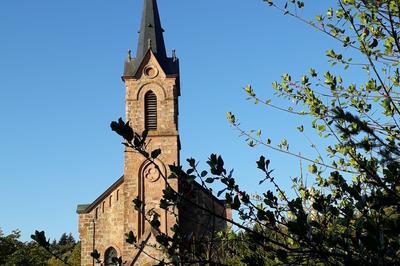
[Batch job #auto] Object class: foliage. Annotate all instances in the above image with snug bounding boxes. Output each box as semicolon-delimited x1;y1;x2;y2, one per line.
108;0;400;265
0;229;49;265
0;229;22;265
48;234;80;266
0;228;80;266
30;0;400;265
0;229;51;266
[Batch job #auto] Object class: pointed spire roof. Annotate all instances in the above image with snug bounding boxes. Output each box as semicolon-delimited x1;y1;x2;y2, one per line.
136;0;167;66
123;0;179;78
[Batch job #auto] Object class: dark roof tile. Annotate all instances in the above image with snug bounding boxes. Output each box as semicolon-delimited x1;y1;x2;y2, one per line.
123;0;179;78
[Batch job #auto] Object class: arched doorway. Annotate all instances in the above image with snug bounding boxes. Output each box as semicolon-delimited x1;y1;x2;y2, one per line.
104;247;118;266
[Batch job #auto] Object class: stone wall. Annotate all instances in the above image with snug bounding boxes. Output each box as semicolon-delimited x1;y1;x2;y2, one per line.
181;184;231;239
78;181;125;266
78;51;230;266
122;51;180;265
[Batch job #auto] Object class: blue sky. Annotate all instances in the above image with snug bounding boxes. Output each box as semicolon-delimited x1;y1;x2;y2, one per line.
0;0;342;241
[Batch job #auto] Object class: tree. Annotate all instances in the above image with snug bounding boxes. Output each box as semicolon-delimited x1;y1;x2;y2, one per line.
66;242;81;266
5;241;52;266
47;233;80;266
109;0;400;265
0;229;80;265
1;229;80;266
0;229;52;265
30;230;80;266
0;229;22;265
35;0;400;265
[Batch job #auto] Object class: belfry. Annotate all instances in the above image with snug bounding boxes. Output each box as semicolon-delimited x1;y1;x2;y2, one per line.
77;1;229;265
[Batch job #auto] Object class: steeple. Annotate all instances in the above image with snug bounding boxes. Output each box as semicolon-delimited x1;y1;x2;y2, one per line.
123;0;179;78
136;0;167;65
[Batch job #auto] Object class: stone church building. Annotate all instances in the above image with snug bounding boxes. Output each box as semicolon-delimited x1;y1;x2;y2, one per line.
77;0;230;265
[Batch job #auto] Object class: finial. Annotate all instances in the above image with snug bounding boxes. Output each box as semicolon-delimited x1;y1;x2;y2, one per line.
128;49;132;61
172;49;177;62
148;39;152;49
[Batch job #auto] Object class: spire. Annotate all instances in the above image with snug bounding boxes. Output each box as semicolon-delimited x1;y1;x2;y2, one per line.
136;0;167;66
123;0;179;78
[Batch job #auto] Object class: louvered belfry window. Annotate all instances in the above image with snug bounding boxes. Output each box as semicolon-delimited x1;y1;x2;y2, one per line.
145;91;157;130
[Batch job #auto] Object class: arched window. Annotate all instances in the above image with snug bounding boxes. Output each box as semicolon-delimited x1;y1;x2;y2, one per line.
145;91;157;130
104;247;118;266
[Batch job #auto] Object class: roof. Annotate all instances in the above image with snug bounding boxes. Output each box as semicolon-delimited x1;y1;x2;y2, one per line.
192;181;227;208
76;175;226;215
123;0;179;78
123;53;179;77
136;0;166;66
76;176;124;214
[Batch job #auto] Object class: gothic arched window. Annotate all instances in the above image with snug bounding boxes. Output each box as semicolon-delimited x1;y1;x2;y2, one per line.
104;247;118;266
145;91;157;130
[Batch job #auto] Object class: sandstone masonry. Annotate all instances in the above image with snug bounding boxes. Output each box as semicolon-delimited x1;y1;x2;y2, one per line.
77;1;230;265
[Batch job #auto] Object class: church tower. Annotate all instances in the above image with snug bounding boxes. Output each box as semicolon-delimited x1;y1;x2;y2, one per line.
77;1;180;265
121;0;180;262
77;1;229;265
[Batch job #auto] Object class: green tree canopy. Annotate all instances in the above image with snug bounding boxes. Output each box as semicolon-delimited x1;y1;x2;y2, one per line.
34;1;400;265
1;229;80;266
109;1;400;265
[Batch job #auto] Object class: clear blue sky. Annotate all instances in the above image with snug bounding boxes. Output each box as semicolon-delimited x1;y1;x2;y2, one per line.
1;0;340;241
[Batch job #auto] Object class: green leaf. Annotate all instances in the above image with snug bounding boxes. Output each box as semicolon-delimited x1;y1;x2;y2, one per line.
132;197;143;210
125;231;137;244
301;75;309;85
231;195;241;210
112;257;123;265
265;0;273;6
297;125;304;132
205;177;214;183
256;155;267;171
369;38;378;49
110;118;134;142
225;193;233;204
31;230;50;250
226;111;236;124
187;158;196;167
297;1;304;8
309;68;317;77
150;218;161;229
151;148;161;159
90;250;101;262
244;84;255;97
308;164;317;174
217;189;226;197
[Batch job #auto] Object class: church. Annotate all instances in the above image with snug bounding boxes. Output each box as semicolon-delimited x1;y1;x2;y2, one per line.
76;0;230;265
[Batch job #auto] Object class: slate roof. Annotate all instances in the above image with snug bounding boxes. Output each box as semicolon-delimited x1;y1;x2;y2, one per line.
123;0;179;78
76;175;226;215
76;176;124;214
